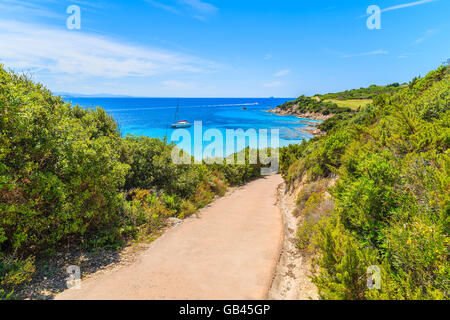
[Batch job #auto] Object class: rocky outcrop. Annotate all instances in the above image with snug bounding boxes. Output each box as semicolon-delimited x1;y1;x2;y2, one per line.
268;107;334;121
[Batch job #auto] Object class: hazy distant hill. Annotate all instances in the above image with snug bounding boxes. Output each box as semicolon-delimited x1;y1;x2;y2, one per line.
55;92;133;98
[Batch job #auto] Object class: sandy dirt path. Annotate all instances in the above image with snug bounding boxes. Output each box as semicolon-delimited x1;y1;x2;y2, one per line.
56;174;283;300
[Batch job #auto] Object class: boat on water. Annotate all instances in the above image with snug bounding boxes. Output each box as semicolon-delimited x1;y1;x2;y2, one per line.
171;120;192;128
171;100;192;128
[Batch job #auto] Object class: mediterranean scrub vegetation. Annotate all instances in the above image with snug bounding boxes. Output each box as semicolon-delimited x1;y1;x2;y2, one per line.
276;95;352;115
0;65;261;299
317;82;404;100
280;65;449;299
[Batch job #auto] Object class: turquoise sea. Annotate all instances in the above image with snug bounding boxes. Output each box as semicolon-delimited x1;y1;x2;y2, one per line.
65;97;319;155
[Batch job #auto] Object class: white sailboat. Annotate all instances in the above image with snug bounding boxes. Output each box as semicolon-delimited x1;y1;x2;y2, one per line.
171;100;192;128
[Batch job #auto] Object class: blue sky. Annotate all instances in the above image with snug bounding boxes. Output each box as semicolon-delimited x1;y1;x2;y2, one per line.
0;0;448;97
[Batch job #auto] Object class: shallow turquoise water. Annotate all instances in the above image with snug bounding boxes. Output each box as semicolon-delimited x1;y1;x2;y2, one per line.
65;97;319;156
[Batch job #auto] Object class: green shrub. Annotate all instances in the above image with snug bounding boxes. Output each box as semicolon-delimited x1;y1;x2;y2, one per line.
283;65;450;300
0;255;35;300
296;219;317;252
123;136;202;198
0;65;265;299
312;220;379;300
178;200;197;219
276;95;351;114
296;186;334;253
318;84;402;100
191;182;214;209
0;67;129;253
295;180;329;213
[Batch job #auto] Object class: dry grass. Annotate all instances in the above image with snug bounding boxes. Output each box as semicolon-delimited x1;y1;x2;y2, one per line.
324;99;372;110
294;179;335;253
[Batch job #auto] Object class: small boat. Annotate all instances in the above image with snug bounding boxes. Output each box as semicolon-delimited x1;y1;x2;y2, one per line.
171;120;192;128
242;107;247;110
171;100;192;128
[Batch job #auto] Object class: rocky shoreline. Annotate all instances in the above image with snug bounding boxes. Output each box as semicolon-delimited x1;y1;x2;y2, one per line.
296;126;324;137
268;107;330;136
268;107;334;121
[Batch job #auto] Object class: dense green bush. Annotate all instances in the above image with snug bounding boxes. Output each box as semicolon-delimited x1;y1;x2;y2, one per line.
318;83;403;100
318;113;353;132
0;65;262;298
0;254;35;299
123;135;203;198
276;95;351;114
0;67;129;253
283;65;449;300
281;127;357;185
210;154;262;186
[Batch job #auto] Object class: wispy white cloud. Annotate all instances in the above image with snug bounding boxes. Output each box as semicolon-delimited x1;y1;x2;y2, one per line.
263;81;284;88
264;54;272;60
69;0;109;9
412;29;438;45
274;69;290;77
381;0;438;13
0;20;217;78
145;0;181;15
342;49;388;58
0;0;64;19
162;80;198;89
146;0;218;21
180;0;218;15
359;0;438;17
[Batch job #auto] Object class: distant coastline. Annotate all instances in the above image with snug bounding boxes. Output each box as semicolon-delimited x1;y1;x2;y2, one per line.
268;108;330;136
268;108;333;121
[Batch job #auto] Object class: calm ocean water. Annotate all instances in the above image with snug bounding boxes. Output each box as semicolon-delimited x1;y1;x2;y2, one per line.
65;97;319;155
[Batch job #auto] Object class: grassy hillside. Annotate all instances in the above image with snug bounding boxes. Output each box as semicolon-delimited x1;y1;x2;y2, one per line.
275;95;352;115
0;66;263;299
280;65;449;300
317;83;405;100
323;99;373;111
275;83;403;120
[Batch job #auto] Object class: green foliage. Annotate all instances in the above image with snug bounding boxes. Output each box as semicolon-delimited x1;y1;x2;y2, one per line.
0;65;263;298
280;142;306;178
296;218;317;252
318;113;353;132
282;65;450;300
0;254;35;300
281;128;357;185
311;220;379;300
295;180;329;213
0;66;129;253
178;200;197;219
276;95;351;115
319;83;403;100
296;191;326;251
208;147;262;185
295;181;334;253
123;136;204;198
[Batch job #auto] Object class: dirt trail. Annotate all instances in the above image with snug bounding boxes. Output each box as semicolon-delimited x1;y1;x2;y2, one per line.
56;175;284;300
